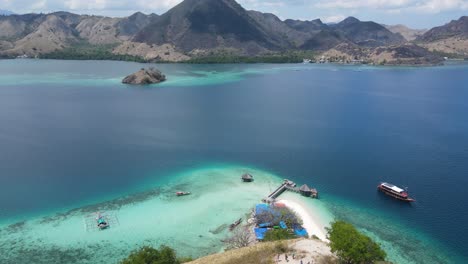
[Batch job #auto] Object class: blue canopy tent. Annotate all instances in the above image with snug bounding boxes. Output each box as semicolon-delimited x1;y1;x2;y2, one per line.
255;204;270;215
258;222;273;228
294;227;308;237
254;228;268;240
279;221;287;229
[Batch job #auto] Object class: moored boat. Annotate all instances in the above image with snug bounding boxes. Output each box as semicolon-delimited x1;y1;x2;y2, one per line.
176;191;191;196
378;182;415;202
229;218;242;231
96;212;110;230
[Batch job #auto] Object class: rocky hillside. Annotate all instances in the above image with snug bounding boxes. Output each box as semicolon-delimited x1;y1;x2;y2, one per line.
0;0;454;64
384;24;427;41
416;16;468;57
300;29;348;51
284;19;326;34
321;42;444;66
133;0;292;55
0;11;156;57
418;16;468;42
331;17;405;47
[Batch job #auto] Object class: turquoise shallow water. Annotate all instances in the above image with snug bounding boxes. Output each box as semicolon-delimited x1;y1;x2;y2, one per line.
0;165;332;263
1;60;468;263
0;59;307;87
0;164;461;264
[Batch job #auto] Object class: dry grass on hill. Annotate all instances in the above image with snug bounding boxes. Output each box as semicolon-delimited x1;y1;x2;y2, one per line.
186;239;337;264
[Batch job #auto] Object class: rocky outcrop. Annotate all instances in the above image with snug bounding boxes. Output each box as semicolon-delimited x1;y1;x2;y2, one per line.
122;68;166;85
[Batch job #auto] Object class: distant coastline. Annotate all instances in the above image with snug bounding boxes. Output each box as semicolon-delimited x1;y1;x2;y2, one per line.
2;54;457;66
1;4;466;67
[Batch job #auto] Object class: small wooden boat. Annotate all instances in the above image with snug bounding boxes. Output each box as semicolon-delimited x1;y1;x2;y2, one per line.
96;213;109;230
229;218;242;231
176;191;191;196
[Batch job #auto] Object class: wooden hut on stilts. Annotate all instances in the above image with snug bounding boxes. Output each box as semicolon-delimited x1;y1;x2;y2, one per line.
241;173;254;182
299;184;319;198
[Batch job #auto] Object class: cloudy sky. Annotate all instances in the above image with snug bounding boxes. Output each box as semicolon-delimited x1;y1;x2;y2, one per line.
1;0;467;29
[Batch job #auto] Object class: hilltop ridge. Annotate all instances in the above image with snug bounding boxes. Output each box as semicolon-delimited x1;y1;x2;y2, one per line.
0;0;463;64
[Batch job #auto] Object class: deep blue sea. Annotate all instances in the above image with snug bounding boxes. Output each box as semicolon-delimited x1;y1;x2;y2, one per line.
0;60;467;263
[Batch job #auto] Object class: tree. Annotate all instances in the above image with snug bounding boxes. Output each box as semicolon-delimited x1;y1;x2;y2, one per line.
121;245;180;264
327;221;386;264
224;227;252;249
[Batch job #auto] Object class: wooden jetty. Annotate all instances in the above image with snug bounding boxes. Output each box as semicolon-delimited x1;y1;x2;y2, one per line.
263;179;318;203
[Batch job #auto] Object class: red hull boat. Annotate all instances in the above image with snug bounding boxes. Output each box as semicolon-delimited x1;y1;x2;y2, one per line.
378;182;415;202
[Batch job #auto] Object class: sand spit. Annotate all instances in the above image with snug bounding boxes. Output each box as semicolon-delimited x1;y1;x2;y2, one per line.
0;165;333;264
277;199;329;241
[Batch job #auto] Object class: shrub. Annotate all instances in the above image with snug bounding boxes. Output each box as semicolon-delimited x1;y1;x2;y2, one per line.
326;221;386;264
121;245;180;264
274;242;289;253
263;229;296;242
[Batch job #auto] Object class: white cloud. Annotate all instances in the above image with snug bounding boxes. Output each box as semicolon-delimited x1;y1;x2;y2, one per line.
322;15;346;23
0;0;183;13
414;0;468;13
0;0;467;17
315;0;412;9
314;0;468;13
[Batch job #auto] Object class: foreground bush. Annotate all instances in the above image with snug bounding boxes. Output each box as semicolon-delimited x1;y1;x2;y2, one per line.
263;229;297;242
327;221;386;264
121;245;180;264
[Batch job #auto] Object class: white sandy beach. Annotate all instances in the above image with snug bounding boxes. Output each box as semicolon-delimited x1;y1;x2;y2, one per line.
277;198;329;241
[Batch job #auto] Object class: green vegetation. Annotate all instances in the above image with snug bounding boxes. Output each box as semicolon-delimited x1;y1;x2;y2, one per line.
0;54;15;59
327;221;386;264
263;229;297;241
429;49;465;59
187;55;302;64
40;43;147;62
187;50;316;64
121;245;191;264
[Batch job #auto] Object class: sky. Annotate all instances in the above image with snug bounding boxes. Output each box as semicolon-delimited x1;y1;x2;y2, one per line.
1;0;467;29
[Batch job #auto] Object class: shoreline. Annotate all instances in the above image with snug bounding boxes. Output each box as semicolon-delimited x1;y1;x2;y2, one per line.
2;57;466;67
0;165;465;263
277;198;330;242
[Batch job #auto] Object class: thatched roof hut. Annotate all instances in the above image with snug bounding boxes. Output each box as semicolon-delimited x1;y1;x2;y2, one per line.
299;184;311;192
299;184;313;196
241;173;254;182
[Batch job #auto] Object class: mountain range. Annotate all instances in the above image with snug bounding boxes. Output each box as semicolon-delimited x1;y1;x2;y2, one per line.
0;0;467;64
0;10;15;16
416;16;468;57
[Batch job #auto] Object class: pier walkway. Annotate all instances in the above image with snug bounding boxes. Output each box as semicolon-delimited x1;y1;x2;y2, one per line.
264;179;318;203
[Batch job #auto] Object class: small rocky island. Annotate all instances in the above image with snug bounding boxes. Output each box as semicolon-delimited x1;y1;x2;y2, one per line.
122;68;166;85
